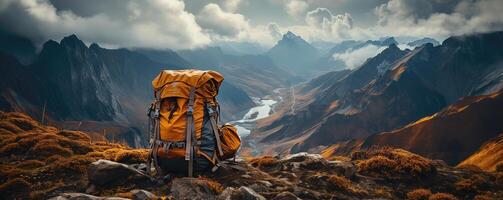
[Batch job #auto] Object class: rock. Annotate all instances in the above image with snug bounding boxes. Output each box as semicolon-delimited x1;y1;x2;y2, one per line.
279;153;329;171
271;191;301;200
328;160;356;177
48;193;130;200
129;189;157;200
218;186;266;200
87;160;152;187
170;177;219;200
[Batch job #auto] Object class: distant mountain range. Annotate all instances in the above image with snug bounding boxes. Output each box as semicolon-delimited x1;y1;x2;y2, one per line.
266;31;321;77
249;31;503;168
0;34;257;146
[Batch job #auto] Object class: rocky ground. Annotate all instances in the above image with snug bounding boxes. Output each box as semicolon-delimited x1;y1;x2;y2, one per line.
1;111;502;199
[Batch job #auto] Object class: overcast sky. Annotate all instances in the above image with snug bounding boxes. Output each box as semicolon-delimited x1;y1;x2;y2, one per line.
0;0;502;49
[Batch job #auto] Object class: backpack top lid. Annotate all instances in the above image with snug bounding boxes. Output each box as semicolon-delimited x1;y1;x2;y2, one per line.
152;69;224;99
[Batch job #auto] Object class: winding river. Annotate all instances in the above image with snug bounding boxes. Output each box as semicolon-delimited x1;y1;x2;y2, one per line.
231;97;278;138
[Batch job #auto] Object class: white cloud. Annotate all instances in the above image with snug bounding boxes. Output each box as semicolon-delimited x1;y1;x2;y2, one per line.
332;45;387;69
373;0;503;39
222;0;242;12
0;0;210;49
267;23;282;40
286;0;308;18
197;3;249;38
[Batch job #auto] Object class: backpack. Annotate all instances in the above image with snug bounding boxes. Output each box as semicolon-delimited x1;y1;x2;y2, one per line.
146;69;241;177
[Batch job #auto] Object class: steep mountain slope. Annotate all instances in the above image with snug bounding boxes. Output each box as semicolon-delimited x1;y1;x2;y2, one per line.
363;90;503;165
0;31;36;64
458;134;503;171
267;31;321;77
177;46;296;97
247;44;409;155
253;31;503;155
0;34;254;146
314;37;399;71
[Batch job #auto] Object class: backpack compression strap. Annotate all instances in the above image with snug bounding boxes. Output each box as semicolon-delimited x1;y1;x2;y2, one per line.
147;93;163;177
206;103;224;158
185;87;196;177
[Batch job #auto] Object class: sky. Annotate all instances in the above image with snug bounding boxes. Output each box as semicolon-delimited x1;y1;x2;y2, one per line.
0;0;502;50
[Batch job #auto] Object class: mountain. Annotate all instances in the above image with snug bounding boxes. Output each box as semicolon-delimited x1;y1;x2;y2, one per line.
266;31;321;77
215;41;268;55
458;134;503;171
0;31;36;64
2;111;502;199
314;37;399;71
407;37;440;47
363;90;503;165
177;46;297;97
245;44;410;155
250;31;503;155
0;34;255;146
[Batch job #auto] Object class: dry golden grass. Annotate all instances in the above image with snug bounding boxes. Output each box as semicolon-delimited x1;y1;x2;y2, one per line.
198;177;225;194
249;156;278;169
428;193;458;200
473;194;494;200
326;175;367;196
407;189;432;200
0;177;31;199
455;174;489;193
355;147;436;179
0;111;148;199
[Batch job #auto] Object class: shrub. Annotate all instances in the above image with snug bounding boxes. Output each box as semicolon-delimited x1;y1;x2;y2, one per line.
113;149;148;164
356;147;436;179
428;193;458;200
30;140;74;158
496;162;503;172
0;178;31;199
16;160;45;170
407;189;432;200
56;130;91;142
198;177;224;194
473;194;494;200
455;174;489;193
326;175;366;195
249;156;278;169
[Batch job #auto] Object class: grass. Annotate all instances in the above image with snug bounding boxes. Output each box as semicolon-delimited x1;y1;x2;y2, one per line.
249;156;278;169
0;111;148;199
407;188;432;200
354;147;436;180
428;193;458;200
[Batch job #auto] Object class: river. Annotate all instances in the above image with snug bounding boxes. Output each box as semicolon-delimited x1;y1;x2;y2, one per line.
231;97;278;138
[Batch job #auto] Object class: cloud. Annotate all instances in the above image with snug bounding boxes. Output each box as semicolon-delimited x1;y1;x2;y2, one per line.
197;3;249;38
374;0;503;39
0;0;210;49
286;0;308;18
267;23;282;40
222;0;242;12
332;44;387;69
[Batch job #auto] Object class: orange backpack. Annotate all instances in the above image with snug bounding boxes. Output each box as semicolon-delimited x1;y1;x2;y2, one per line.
146;70;241;177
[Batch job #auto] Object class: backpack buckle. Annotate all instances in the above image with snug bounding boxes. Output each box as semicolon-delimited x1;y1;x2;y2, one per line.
153;109;160;118
187;106;194;115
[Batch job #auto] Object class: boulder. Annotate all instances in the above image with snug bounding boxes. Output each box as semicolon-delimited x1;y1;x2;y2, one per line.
328;160;356;177
87;160;152;187
48;193;130;200
170;178;219;200
218;186;266;200
279;153;329;171
129;189;158;200
271;191;301;200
